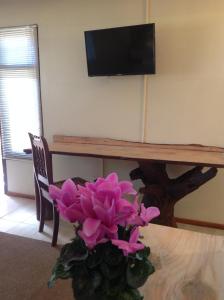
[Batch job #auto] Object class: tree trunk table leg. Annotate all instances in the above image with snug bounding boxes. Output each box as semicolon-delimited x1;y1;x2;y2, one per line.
130;161;218;227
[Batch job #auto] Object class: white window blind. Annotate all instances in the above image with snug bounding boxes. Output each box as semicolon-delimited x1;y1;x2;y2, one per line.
0;24;42;159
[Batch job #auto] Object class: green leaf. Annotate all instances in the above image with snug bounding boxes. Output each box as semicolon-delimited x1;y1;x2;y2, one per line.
135;246;150;261
86;247;103;268
100;261;126;280
72;271;102;299
69;262;88;278
127;259;155;289
48;237;89;288
48;259;71;288
101;275;126;297
103;242;124;266
60;237;88;268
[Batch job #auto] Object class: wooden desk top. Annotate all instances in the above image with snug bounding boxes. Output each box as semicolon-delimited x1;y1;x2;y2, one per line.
34;224;224;300
49;135;224;167
140;224;224;299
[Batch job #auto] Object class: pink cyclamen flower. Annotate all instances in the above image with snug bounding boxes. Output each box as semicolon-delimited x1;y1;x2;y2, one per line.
112;227;144;256
49;179;85;223
76;173;138;248
130;202;160;226
49;172;159;250
85;172;137;199
49;172;139;249
139;204;160;225
78;218;108;249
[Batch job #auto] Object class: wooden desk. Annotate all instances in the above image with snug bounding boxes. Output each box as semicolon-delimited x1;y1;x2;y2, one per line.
49;135;223;226
50;135;224;167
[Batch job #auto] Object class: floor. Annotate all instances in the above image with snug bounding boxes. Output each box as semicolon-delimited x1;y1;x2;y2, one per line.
0;194;74;245
0;193;224;245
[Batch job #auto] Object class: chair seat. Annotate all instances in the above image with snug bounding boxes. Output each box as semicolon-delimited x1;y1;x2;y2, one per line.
54;177;87;188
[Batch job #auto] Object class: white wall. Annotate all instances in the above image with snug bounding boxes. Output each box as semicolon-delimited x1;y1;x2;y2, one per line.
39;0;145;141
1;0;224;224
149;0;224;223
1;0;146;194
148;0;224;146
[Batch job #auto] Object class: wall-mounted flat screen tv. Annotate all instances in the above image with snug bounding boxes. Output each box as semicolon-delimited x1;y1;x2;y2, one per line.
84;23;155;76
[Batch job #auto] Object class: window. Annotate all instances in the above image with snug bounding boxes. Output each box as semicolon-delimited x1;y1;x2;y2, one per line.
0;24;42;159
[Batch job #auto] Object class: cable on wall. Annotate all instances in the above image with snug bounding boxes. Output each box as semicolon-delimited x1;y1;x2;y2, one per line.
141;0;150;142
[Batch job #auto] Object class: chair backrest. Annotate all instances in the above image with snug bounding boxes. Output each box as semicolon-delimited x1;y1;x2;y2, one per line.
28;133;53;199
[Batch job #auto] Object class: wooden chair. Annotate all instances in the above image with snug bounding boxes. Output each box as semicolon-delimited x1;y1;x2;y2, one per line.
28;133;86;246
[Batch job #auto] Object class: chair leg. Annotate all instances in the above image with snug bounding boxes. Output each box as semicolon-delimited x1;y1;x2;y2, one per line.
34;174;40;221
39;196;46;232
52;204;59;247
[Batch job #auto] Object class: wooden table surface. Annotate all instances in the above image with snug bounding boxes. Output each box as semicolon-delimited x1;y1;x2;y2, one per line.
49;135;224;167
35;224;224;300
140;224;224;300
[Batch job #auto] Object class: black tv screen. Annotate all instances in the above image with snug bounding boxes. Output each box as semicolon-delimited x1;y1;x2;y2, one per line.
84;23;155;76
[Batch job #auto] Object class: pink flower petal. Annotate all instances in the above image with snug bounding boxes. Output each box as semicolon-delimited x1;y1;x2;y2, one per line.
65;208;85;223
115;199;136;224
140;205;160;224
56;202;68;220
85;182;97;192
102;224;118;236
129;227;140;244
78;225;107;249
97;182;115;193
94;177;105;187
119;181;137;195
78;230;97;249
93;205;107;224
111;239;144;256
82;218;101;237
111;239;130;255
106;172;118;183
129;215;144;226
80;197;96;218
129;243;144;252
106;199;116;225
49;185;61;200
61;192;75;207
61;179;78;194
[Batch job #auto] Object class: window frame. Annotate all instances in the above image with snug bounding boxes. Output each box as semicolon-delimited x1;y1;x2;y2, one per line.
0;24;43;160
